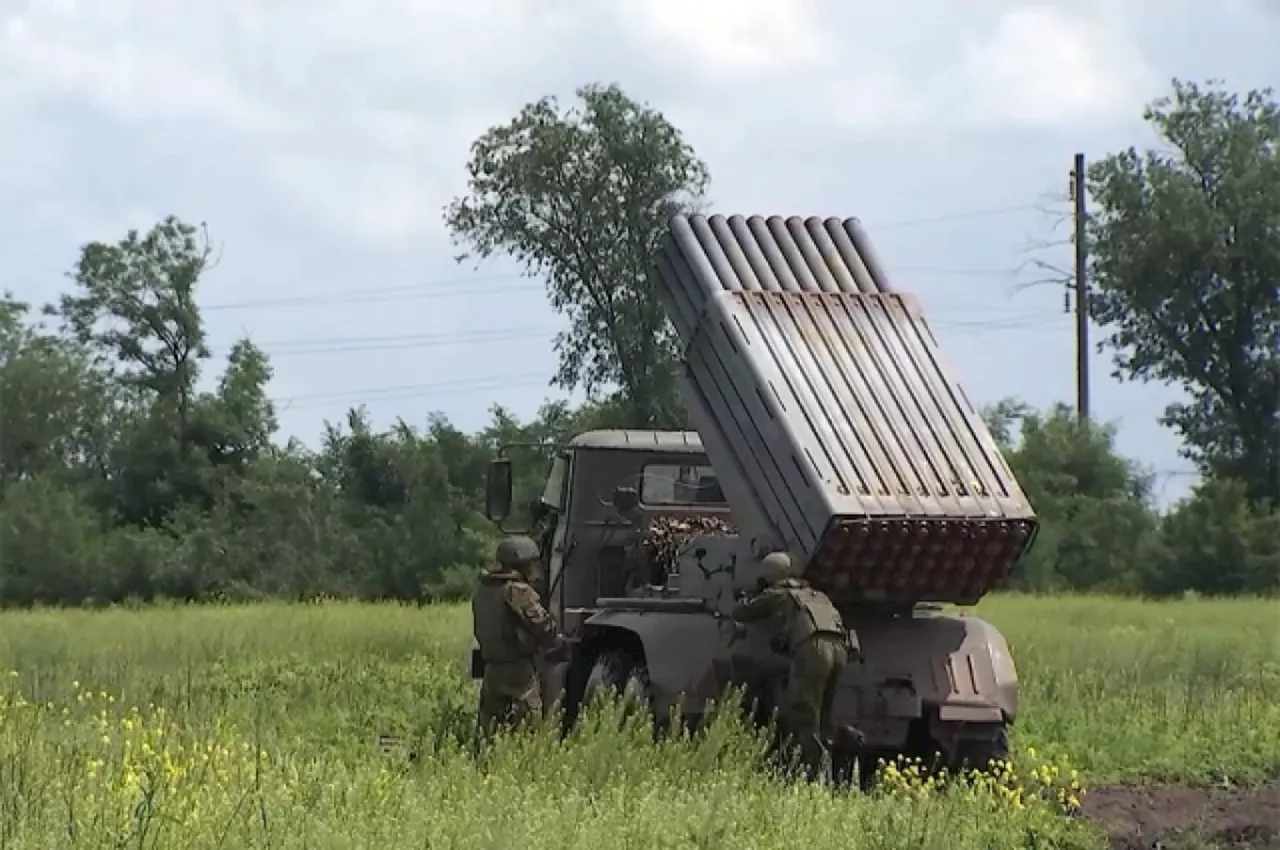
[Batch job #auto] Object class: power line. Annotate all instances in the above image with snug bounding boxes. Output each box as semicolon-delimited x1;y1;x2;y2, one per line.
204;311;1066;358
265;324;1081;415
265;315;1070;410
260;327;553;349
204;263;1046;313
274;371;549;402
271;372;551;410
196;203;1054;313
894;265;1027;277
204;270;1040;314
236;327;560;356
873;203;1046;230
931;314;1066;332
202;278;530;312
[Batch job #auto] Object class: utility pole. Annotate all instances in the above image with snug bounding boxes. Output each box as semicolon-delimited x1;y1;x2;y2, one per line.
1071;152;1090;424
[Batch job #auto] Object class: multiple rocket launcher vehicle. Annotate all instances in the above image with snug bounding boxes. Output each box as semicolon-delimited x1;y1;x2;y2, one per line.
479;212;1040;776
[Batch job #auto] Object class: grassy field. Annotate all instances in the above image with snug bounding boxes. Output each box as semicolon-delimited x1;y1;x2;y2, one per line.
0;594;1277;849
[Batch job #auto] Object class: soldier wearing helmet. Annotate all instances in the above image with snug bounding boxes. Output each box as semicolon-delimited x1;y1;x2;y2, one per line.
471;534;560;733
731;550;860;783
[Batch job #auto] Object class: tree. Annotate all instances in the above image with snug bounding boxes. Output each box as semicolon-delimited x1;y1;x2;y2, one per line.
983;400;1159;591
46;217;252;526
444;82;711;428
0;294;118;487
187;339;278;478
52;216;214;423
8;206;1277;609
1148;476;1280;596
1086;79;1280;505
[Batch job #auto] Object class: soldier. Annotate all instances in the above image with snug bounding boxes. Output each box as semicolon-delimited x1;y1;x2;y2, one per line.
471;534;560;734
731;551;858;783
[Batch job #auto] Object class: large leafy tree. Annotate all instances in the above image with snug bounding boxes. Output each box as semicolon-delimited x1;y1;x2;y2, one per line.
52;216;213;423
983;400;1159;591
1086;79;1280;504
0;294;118;487
1148;476;1280;596
45;217;281;526
444;82;710;428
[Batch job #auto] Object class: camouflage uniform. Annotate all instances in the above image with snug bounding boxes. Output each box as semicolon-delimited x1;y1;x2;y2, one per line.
732;552;854;782
471;535;559;733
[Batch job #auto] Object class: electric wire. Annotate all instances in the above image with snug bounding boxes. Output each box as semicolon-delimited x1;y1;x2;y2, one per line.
199;201;1057;313
213;198;1071;413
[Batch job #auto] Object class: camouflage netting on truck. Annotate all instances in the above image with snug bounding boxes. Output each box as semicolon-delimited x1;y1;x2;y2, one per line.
632;516;737;578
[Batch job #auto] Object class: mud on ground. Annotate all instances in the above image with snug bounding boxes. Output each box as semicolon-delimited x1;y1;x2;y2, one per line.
1079;781;1279;849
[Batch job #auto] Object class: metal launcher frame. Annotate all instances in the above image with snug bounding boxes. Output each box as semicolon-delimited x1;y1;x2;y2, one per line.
651;214;1039;607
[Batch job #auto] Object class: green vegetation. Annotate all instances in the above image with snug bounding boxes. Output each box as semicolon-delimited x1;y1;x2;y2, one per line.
1;74;1277;847
2;77;1277;607
3;595;1273;849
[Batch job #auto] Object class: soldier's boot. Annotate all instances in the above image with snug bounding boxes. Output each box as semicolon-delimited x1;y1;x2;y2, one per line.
798;733;831;784
828;724;867;788
833;723;866;752
769;729;803;782
510;689;544;732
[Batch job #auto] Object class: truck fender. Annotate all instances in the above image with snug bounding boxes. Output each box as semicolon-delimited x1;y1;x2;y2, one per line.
579;610;729;716
852;612;1018;722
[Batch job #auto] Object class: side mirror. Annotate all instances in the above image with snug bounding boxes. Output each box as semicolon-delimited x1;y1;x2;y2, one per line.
611;485;639;515
486;458;513;522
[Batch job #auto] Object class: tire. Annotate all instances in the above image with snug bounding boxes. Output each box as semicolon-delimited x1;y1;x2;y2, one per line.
945;722;1011;774
581;649;652;718
850;749;896;792
861;716;1011;791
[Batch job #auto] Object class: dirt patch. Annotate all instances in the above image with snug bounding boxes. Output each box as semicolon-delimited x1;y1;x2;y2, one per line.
1079;782;1279;849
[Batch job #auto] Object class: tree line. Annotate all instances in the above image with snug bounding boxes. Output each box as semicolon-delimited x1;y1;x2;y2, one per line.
1;78;1276;607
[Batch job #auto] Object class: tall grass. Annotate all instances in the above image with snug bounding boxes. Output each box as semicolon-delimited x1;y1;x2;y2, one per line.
977;594;1280;784
0;594;1275;849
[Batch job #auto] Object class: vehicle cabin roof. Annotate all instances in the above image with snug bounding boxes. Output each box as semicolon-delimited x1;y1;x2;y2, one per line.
568;429;706;454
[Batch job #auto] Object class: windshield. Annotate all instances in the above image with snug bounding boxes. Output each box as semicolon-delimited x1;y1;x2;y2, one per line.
639;463;726;506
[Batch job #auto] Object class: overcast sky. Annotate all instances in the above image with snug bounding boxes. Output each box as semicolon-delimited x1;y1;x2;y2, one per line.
2;0;1276;507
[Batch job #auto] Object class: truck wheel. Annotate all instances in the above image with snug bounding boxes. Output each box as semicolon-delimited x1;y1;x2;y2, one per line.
946;722;1011;774
582;649;652;718
910;717;1012;779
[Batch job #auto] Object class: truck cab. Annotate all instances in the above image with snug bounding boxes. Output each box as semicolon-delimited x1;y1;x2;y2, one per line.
524;430;730;619
479;430;760;726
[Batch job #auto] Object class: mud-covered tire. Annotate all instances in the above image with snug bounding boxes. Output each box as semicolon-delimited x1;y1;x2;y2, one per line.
581;649;652;718
858;718;1011;792
915;719;1012;779
945;722;1011;774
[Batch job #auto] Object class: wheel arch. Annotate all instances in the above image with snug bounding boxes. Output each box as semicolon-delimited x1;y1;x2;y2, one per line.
580;622;647;667
853;610;1019;722
574;609;726;718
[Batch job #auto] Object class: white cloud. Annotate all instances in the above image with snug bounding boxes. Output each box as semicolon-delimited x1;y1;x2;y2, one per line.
0;0;1167;248
0;0;1271;479
616;0;839;78
28;199;160;249
268;151;448;246
954;5;1157;128
1;5;288;135
624;2;1156;145
0;0;586;245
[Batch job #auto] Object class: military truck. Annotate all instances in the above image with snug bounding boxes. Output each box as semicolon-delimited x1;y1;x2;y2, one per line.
473;214;1039;783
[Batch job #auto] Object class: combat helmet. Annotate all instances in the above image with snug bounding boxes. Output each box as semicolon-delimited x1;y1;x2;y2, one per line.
495;535;540;572
758;551;795;585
